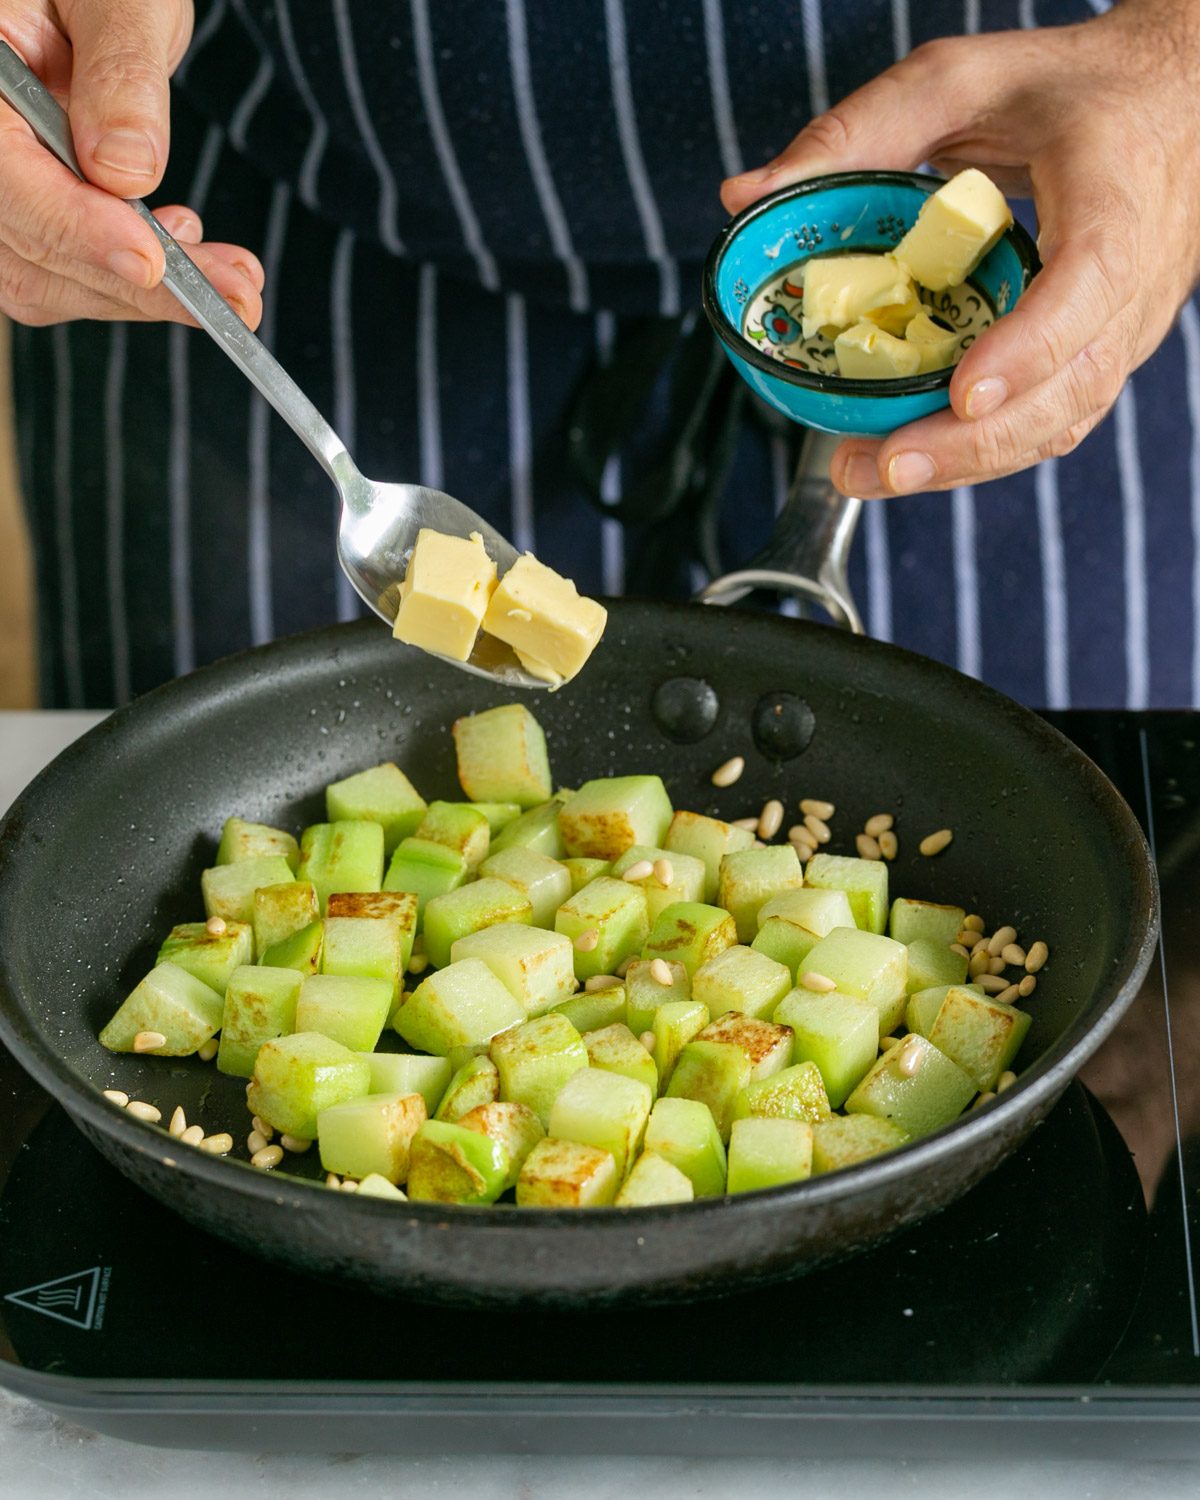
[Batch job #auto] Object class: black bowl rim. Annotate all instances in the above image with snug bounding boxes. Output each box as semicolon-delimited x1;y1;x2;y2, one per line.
701;169;1042;399
0;608;1159;1234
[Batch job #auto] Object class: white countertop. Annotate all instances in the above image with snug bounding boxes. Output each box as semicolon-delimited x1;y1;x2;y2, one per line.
2;709;1199;1496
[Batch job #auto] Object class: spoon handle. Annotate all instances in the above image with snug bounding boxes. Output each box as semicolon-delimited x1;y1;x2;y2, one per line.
0;41;353;487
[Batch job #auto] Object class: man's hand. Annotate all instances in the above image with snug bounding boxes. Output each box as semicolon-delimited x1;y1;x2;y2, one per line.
721;2;1200;497
0;0;263;328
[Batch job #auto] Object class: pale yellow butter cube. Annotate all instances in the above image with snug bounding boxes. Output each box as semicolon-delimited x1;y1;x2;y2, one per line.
482;554;607;685
905;311;960;373
801;254;914;339
392;528;497;662
865;283;923;337
834;322;922;380
893;169;1013;292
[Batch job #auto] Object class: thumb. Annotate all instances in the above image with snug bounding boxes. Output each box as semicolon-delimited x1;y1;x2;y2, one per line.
58;0;193;197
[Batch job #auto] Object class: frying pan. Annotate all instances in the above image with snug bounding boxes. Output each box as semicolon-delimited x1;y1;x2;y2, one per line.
0;443;1158;1307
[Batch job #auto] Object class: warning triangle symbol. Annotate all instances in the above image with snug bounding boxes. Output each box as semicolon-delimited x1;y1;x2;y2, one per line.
4;1267;103;1330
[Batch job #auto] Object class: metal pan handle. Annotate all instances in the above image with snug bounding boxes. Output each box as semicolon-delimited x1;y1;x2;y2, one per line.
699;429;865;634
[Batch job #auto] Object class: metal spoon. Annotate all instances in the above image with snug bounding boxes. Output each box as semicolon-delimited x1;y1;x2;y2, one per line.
0;41;545;689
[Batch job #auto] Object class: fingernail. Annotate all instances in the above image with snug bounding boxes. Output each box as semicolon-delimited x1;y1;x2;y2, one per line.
106;248;154;287
888;451;936;494
965;377;1008;420
171;213;202;244
842;453;883;497
93;128;158;178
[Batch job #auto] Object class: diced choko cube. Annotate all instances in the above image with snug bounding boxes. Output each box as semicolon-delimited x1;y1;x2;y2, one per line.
551;985;627;1035
731;1061;832;1124
217;964;304;1077
905;982;987;1039
356;1174;407;1200
99;961;225;1056
216;817;300;872
751;917;821;980
726;1117;814;1194
298;821;384;913
666;1040;753;1141
642;902;738;979
327;891;418;973
452;704;553;809
555;876;649;981
260;919;323;975
923;986;1032;1091
487;796;570;859
757;887;856;937
615;1151;695;1206
383;836;469;917
802;928;909;1035
811;1114;910;1174
481;553;608;686
515;1136;618;1208
423;878;534;970
480;846;572;928
450;925;576;1016
625;957;690;1035
889;898;965;948
394;958;525;1056
774;988;879;1108
584;1022;658;1097
652;998;711;1088
804;853;889;934
471;802;523;835
558;776;673;860
563;857;611;894
252;881;320;959
295;973;393;1053
325;763;427;855
363;1051;453;1115
693;944;791;1023
202;855;296;924
548;1067;653;1180
406;1119;510;1204
414;802;492;872
695;1012;792;1083
317;1090;427;1184
157;919;253;994
610;845;706;922
434;1054;500;1121
718;846;805;942
247;1031;370;1139
664;810;756;903
845;1035;976;1138
905;937;969;995
643;1097;727;1197
458;1100;545;1192
323;917;406;1007
392;528;497;662
490;1012;589;1127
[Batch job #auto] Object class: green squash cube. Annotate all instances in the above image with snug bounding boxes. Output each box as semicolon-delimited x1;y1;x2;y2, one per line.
905;982;987;1039
558;775;673;860
563;857;611;894
217;964;304;1077
325;762;428;855
718;846;805;942
812;1114;910;1174
363;1051;453;1115
423;878;534;970
555;877;649;981
625;957;690;1035
774;988;879;1108
202;855;296;924
923;986;1032;1091
247;1031;370;1139
551;985;627;1034
610;845;706;922
889;898;966;948
414;801;492;871
516;1137;619;1207
317;1090;427;1183
252;881;320;958
479;846;572;928
434;1054;501;1121
664;810;756;903
615;1151;695;1206
458;1100;545;1191
407;1119;510;1204
471;802;523;835
298;821;384;913
804;853;889;934
216;817;299;872
295;973;393;1053
726;1117;814;1194
802;928;909;1035
453;703;553;808
327;890;418;970
548;1067;653;1180
750;917;821;980
395;959;525;1056
584;1022;658;1097
845;1035;976;1138
643;1097;727;1197
905;937;969;995
450;924;576;1016
157;920;253;994
383;836;469;916
356;1174;407;1201
323;917;405;1006
490;1012;589;1127
487;797;569;859
652;998;711;1088
666;1040;753;1141
642;902;738;979
731;1061;832;1124
695;1012;793;1083
99;961;225;1056
259;918;323;975
757;886;856;937
693;944;791;1023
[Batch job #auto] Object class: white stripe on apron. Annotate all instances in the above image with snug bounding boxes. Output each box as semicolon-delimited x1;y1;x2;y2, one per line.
701;0;744;179
507;294;535;555
276;0;329;211
800;0;830;116
864;501;893;643
332;0;405;257
1114;383;1149;708
595;310;625;597
1179;300;1200;706
104;323;131;706
417;263;444;492
51;325;83;707
951;485;981;678
331;228;359;622
771;431;801;618
176;0;226;84
228;0;274;152
891;0;912;59
1035;460;1069;708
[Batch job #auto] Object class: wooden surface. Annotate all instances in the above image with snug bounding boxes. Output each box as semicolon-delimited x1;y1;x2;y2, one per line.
0;319;35;709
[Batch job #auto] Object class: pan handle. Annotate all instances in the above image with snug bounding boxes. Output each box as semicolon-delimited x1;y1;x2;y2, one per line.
699;429;865;634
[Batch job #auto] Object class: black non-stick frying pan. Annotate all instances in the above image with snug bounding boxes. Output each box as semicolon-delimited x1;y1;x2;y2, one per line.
0;573;1158;1306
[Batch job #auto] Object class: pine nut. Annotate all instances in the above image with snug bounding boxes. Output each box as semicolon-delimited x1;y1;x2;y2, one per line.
1025;941;1049;973
879;1034;901;1052
949;943;969;958
640;1031;656;1052
758;800;784;840
977;974;1009;994
200;1133;234;1155
181;1124;205;1146
574;928;600;953
205;915;227;936
585;974;622;992
653;857;674;887
989;955;1007;976
407;954;430;976
711;756;746;788
997;1070;1018;1092
987;925;1017;957
247;1130;268;1155
197;1038;219;1062
894;1039;922;1077
622;859;654;882
733;816;760;831
168;1106;187;1138
1018;975;1037;998
133;1030;166;1053
787;824;810;844
280;1134;312;1153
252;1145;285;1170
126;1101;161;1124
102;1089;129;1107
615;957;634;979
864;813;894;838
855;833;882;860
964;914;985;932
800;798;835;820
972;1091;996;1109
340;1180;359;1192
878;830;898;861
799;971;837;993
803;813;832;844
794;842;817;864
919;829;953;857
957;929;982;950
968;950;992;979
1001;943;1026;967
251;1116;274;1140
995;984;1021;1005
650;958;673;987
326;1173;342;1188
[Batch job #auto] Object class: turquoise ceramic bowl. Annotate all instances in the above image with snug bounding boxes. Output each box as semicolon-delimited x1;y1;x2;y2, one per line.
702;171;1040;438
